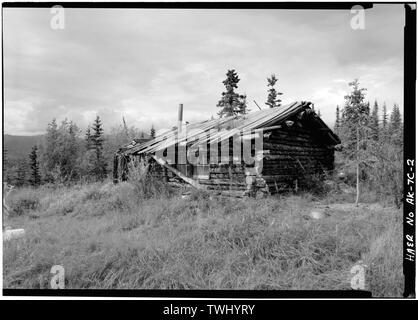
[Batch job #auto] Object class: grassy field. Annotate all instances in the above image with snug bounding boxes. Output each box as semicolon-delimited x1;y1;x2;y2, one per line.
3;180;403;296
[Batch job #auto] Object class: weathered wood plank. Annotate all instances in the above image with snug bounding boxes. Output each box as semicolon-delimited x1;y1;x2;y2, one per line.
151;155;205;190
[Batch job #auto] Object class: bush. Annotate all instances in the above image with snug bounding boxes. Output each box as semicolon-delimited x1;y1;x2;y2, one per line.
299;173;329;195
8;188;41;216
126;157;171;199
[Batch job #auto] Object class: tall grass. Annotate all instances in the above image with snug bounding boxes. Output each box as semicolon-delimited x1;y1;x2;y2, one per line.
3;181;403;296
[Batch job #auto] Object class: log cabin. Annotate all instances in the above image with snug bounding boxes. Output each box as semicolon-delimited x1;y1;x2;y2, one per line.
113;101;340;197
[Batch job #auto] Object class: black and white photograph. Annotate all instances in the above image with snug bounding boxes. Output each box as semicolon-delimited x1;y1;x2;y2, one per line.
1;1;416;301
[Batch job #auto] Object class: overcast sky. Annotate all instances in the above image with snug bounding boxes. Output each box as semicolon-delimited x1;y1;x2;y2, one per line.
3;4;405;136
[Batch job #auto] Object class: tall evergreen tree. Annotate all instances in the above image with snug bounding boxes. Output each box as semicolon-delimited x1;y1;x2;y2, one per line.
334;105;341;132
389;104;402;145
382;102;388;130
85;126;93;150
341;79;368;155
16;159;27;187
340;79;369;206
370;100;379;141
91;116;107;180
65;120;80;180
389;104;402;132
265;74;283;108
42;119;59;181
365;101;371;116
29;145;41;186
217;69;248;117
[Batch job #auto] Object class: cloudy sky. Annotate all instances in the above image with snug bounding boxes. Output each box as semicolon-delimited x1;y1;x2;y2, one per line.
3;4;405;136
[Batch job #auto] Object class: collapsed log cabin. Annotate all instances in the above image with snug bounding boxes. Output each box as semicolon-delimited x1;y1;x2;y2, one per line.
113;101;341;197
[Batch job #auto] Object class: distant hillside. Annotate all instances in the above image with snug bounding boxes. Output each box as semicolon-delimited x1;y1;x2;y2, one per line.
3;134;44;161
3;131;151;162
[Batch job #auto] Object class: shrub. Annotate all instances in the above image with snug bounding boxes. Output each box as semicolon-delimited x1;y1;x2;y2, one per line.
126;157;171;199
8;188;41;216
299;173;328;195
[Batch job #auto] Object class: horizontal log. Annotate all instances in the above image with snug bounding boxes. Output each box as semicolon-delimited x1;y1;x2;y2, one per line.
209;173;245;179
205;185;247;191
261;154;332;161
273;127;312;135
270;130;312;138
209;167;244;174
267;152;331;158
261;163;330;170
209;163;245;169
263;142;331;152
199;179;246;186
264;137;326;148
261;175;299;181
261;160;323;166
261;159;332;166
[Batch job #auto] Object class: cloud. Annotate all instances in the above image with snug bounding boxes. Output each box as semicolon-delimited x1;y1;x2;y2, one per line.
3;5;405;135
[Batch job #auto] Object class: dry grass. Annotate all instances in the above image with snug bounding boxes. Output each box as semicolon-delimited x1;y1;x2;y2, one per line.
3;182;403;296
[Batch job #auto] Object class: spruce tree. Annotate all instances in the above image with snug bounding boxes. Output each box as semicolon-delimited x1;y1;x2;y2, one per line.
341;79;368;155
365;101;371;116
382;102;388;131
150;125;156;138
340;79;369;206
334;105;341;132
389;104;402;132
91;116;107;180
217;69;248;117
389;104;402;145
371;100;379;141
66;120;80;180
85;126;93;150
265;74;283;108
42;119;59;181
29;145;41;186
16;159;27;187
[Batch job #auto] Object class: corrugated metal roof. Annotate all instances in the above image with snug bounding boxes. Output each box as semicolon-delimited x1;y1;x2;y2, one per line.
118;101;340;156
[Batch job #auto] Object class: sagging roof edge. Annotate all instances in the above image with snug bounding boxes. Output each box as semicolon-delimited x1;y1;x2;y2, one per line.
116;101;340;156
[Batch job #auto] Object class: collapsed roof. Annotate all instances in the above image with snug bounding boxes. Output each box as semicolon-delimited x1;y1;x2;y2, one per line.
117;101;340;157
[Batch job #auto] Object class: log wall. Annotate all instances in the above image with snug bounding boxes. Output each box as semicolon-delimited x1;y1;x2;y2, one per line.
259;125;334;194
114;121;335;197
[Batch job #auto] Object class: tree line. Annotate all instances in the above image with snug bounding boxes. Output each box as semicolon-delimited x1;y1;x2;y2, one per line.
3;116;152;187
334;79;403;207
3;71;403;207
